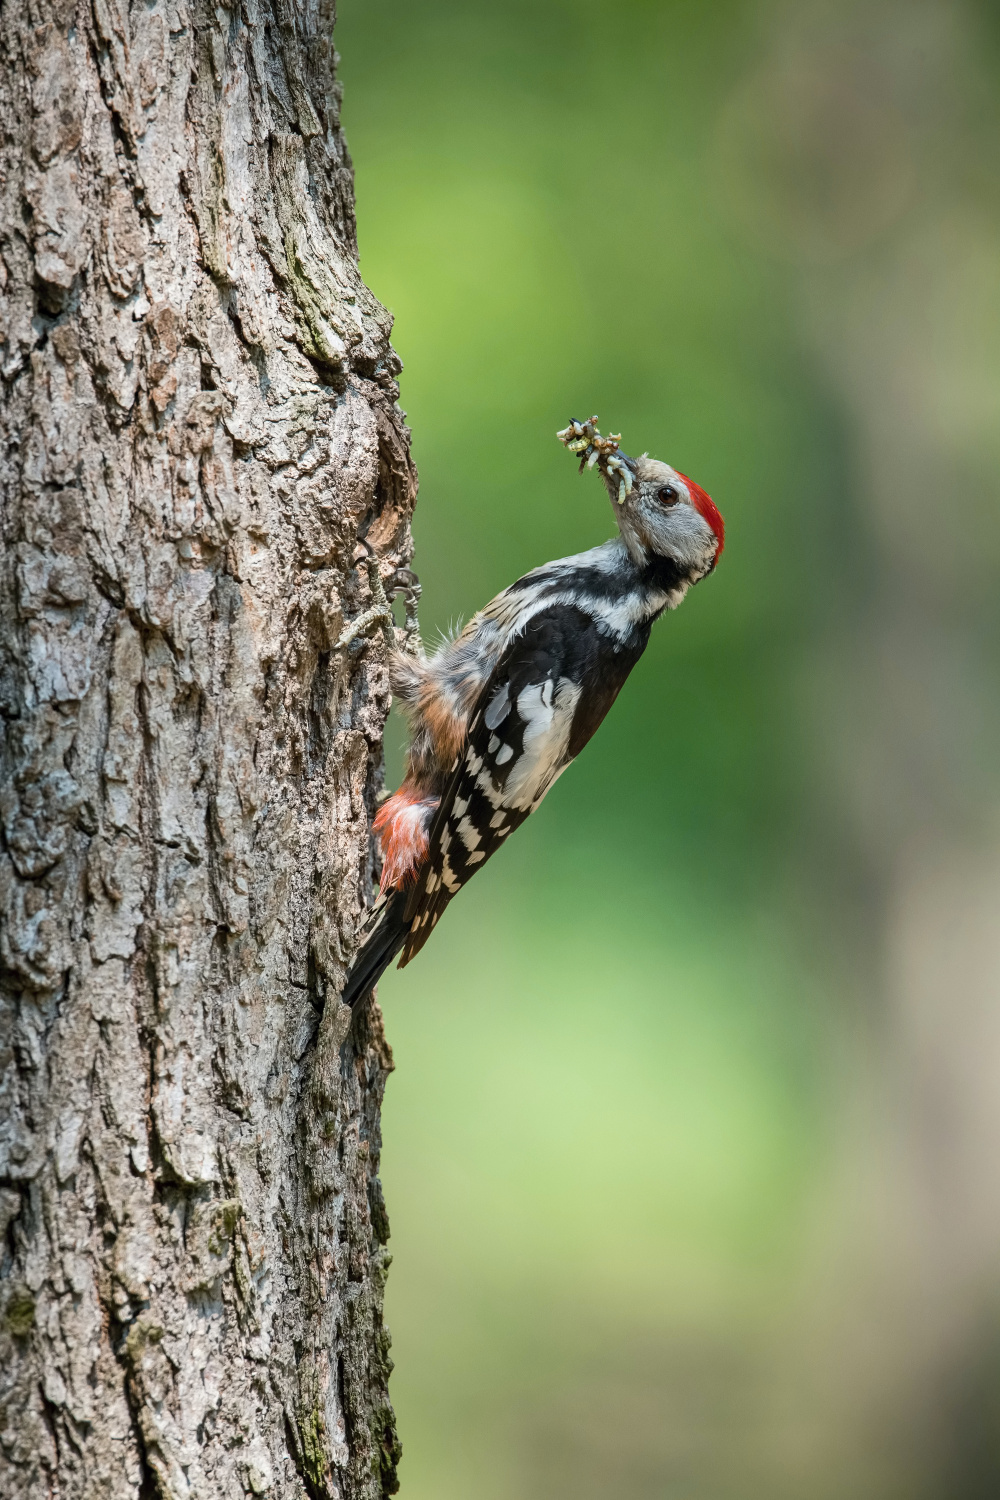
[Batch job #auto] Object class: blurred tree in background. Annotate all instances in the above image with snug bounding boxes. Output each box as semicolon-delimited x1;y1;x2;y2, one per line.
338;1;1000;1497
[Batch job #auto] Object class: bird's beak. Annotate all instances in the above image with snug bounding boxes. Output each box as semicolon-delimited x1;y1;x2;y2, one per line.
599;452;637;508
556;418;636;505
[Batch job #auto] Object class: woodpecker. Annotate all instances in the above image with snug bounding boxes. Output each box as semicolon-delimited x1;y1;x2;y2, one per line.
342;418;725;1007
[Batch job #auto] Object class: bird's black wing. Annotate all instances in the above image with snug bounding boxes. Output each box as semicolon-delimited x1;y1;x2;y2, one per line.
399;602;648;964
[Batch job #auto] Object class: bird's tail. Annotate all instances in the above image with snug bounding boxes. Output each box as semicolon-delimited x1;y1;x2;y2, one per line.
342;889;409;1008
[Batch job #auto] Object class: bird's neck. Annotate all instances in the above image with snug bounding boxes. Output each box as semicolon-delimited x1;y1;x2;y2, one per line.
638;550;690;599
612;537;691;617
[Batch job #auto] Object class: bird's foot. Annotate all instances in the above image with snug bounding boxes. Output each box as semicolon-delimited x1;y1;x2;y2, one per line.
336;555;423;655
391;567;422;654
557;416;635;504
336;556;396;653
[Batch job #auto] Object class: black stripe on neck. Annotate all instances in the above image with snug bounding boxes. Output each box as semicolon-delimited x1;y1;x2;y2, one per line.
637;552;687;597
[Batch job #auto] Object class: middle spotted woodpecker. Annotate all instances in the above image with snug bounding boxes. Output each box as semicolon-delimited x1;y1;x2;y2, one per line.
342;418;725;1007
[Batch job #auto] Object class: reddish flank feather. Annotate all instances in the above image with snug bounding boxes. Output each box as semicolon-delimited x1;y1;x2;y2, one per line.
679;472;725;559
373;785;439;894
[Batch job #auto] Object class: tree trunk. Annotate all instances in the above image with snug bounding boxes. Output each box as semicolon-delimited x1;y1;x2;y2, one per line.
0;3;415;1497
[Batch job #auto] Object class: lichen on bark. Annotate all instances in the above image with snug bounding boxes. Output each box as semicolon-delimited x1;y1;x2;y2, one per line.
0;3;414;1496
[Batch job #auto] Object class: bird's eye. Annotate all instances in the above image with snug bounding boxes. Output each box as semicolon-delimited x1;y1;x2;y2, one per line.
657;484;679;506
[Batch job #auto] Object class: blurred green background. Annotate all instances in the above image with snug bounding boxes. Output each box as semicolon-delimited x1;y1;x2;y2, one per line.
337;2;1000;1495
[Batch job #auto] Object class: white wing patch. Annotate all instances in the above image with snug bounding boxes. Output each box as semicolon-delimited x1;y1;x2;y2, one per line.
503;676;581;812
484;682;510;730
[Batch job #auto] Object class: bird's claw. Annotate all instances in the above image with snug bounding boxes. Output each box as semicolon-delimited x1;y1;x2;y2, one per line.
391;568;422;652
557;416;635;504
336;557;395;653
336;556;423;655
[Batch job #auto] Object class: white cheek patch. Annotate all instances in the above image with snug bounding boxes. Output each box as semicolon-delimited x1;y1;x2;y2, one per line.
641;503;716;572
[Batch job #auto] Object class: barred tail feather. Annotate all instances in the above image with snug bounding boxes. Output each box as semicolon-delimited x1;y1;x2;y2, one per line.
342;890;410;1008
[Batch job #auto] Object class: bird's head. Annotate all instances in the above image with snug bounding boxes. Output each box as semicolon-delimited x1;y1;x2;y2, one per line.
557;418;724;582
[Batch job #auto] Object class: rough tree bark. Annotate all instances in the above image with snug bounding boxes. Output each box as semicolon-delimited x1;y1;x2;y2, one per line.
0;3;416;1496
